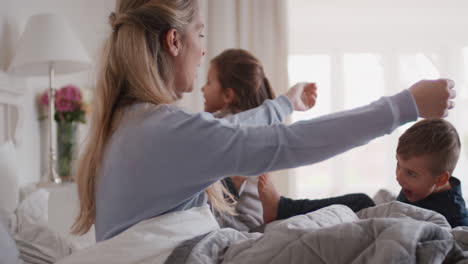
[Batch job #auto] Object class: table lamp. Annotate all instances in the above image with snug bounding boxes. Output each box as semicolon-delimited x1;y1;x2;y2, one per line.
9;13;91;183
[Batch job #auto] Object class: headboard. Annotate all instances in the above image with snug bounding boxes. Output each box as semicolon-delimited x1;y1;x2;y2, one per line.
0;72;22;146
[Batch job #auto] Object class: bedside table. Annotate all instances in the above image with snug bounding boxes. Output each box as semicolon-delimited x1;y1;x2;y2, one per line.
36;182;79;235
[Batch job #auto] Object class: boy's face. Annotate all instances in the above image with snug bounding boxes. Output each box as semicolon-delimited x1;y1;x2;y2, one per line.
395;154;441;202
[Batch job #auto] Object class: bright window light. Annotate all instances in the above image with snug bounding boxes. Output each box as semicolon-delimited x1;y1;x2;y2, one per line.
288;55;333;198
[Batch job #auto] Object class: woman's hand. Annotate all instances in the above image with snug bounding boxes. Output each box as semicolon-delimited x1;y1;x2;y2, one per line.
283;82;318;111
409;79;456;118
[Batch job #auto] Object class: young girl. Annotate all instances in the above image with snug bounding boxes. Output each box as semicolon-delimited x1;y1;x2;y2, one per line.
201;49;293;230
202;49;377;227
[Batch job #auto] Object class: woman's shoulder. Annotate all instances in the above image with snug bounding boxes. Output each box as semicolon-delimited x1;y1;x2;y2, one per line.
129;103;218;127
117;104;233;144
148;104;214;119
128;103;190;117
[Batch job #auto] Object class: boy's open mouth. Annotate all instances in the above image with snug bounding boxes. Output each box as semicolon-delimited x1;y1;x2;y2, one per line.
403;189;412;197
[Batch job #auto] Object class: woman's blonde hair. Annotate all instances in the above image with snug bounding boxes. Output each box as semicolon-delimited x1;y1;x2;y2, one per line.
72;0;235;235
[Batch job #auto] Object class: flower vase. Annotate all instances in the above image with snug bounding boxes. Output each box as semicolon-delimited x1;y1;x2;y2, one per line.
57;121;77;180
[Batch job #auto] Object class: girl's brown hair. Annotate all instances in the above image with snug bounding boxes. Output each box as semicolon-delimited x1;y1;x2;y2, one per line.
211;49;276;113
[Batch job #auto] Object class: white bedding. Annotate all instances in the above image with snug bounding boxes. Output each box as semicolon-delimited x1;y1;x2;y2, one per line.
13;189;74;264
0;140;90;264
57;202;468;264
56;206;220;264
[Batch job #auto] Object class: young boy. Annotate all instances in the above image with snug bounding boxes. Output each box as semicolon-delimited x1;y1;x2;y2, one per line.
259;119;468;228
394;118;468;227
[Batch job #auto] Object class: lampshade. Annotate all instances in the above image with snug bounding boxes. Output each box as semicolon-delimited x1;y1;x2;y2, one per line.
8;13;91;76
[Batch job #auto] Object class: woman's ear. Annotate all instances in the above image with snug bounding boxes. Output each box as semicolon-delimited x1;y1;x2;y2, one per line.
435;171;450;187
223;88;236;106
164;29;181;56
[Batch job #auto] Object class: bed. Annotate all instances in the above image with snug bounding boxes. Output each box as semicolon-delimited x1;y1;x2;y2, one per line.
2;72;468;263
52;200;468;264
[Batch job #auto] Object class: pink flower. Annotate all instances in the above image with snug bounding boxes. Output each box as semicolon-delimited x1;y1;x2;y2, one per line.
52;85;84;113
59;85;82;102
56;97;76;112
38;85;87;119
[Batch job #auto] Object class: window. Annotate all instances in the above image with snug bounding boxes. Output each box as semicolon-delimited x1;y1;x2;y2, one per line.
288;1;468;199
288;55;333;198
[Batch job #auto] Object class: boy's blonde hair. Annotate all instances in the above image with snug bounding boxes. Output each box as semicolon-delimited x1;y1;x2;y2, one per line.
397;119;461;175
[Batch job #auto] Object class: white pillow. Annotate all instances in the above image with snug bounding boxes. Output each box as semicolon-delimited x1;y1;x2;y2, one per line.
14;189;74;263
0;141;19;215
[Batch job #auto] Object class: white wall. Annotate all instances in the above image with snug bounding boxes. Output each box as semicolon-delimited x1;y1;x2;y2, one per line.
0;0;115;185
0;0;210;186
289;0;468;53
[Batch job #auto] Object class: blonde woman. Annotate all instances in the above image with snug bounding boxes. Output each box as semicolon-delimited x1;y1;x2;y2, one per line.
72;0;455;246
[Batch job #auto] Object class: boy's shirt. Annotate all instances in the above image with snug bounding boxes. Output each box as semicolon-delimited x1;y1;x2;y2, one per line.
397;176;468;228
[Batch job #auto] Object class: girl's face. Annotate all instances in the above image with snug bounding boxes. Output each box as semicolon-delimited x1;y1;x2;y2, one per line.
201;64;228;113
174;8;206;97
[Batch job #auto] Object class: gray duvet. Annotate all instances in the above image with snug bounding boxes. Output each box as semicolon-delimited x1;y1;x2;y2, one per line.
166;202;468;264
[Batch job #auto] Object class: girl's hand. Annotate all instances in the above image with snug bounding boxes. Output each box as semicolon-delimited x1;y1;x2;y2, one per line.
408;79;456;118
284;82;318;111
